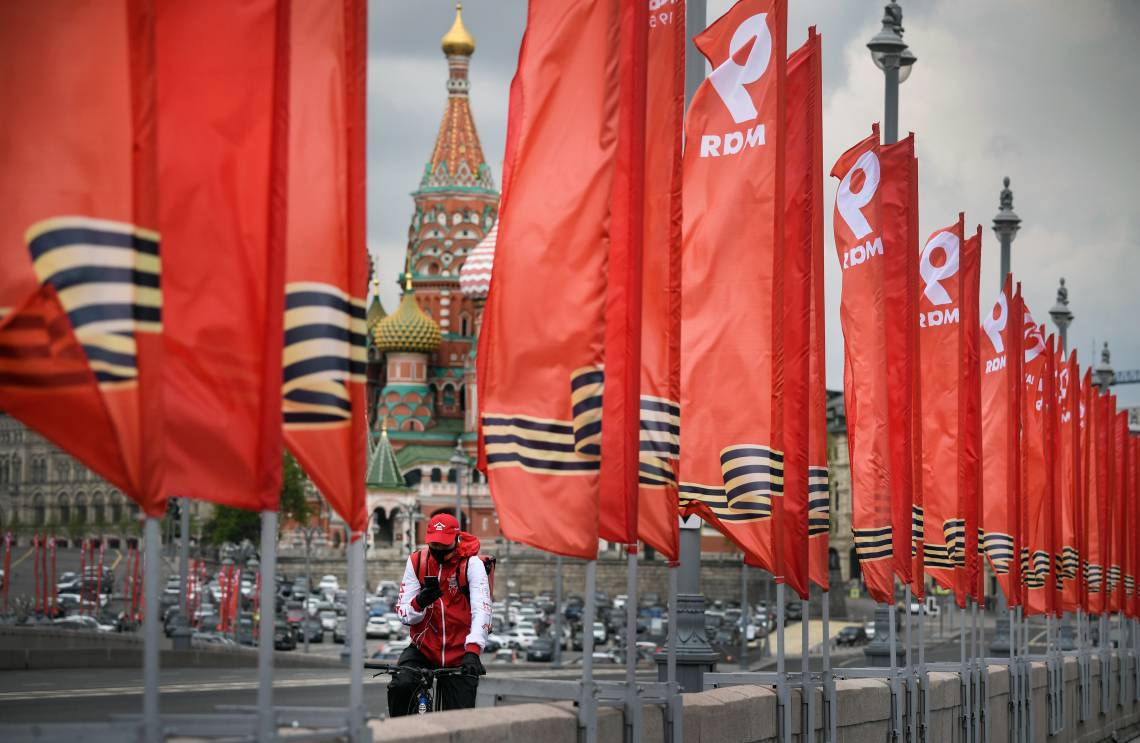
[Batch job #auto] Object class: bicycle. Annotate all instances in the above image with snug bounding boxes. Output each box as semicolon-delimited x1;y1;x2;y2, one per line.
365;661;476;715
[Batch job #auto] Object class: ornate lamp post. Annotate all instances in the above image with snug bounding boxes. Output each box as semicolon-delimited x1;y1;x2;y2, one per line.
993;177;1021;284
864;0;915;668
1049;279;1074;353
1094;342;1115;391
866;0;916;146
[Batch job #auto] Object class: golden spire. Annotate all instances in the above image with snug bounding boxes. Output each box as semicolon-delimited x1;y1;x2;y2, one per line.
441;2;475;57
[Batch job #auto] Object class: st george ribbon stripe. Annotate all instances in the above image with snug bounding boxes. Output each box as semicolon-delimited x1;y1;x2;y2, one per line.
808;466;830;536
678;444;784;524
483;413;601;475
854;526;893;562
283;283;367;427
983;531;1015;574
25;217;163;387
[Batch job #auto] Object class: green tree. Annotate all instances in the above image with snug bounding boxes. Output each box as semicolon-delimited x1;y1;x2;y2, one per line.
201;451;312;546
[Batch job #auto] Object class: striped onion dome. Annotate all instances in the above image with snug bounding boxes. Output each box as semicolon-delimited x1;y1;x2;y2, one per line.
459;221;497;298
374;277;441;354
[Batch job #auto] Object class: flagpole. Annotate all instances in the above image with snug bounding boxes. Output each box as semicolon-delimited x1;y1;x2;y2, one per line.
777;582;791;743
1010;607;1018;743
889;598;902;742
917;595;927;742
666;562;680;743
554;556;564;669
624;546;640;743
143;516;161;743
822;592;835;743
581;560;598;743
903;585;915;741
257;511;278;743
348;534;365;741
801;599;812;743
960;603;969;743
971;599;980;743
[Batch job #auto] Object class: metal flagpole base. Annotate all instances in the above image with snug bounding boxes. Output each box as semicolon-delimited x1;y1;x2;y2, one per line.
822;595;837;743
580;560;598;743
347;536;367;742
801;601;813;743
143;517;162;743
665;563;682;743
623;548;641;743
903;586;915;743
257;511;278;743
777;583;791;743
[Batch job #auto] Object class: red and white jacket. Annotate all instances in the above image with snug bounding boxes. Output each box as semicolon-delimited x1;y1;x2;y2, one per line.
396;532;491;667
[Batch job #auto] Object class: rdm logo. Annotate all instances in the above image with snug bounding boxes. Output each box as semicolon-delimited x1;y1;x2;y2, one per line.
918;230;960;327
699;13;771;159
836;150;883;269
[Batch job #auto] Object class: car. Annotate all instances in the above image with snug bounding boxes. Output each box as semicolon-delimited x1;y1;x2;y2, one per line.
53;615;114;632
333;617;348;643
526;638;555;662
366;615;390;639
318;575;339;595
284;601;305;626
785;601;803;622
864;621;877;641
506;627;538;649
274;620;297;650
319;610;338;631
836;626;869;647
613;594;628;611
491;648;519;664
370;645;403;662
570;651;621;666
236;617;257;646
592;621;607;644
297;618;323;643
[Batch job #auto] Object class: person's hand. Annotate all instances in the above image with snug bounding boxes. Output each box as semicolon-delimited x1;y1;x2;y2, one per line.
461;651;486;676
414;583;442;609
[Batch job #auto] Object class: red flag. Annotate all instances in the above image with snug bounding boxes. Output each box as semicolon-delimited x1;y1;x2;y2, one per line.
879;137;921;601
1021;316;1053;615
1109;407;1128;613
158;0;290;511
1085;384;1108;614
830;127;918;603
282;0;369;536
981;277;1020;605
598;0;649;548
0;1;165;516
1055;350;1081;612
633;0;685;561
917;217;965;596
1130;437;1139;618
785;29;823;596
831;128;890;603
958;227;983;605
478;1;620;558
678;0;788;577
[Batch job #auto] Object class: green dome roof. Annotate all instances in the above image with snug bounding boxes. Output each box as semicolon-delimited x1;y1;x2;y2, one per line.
374;278;441;353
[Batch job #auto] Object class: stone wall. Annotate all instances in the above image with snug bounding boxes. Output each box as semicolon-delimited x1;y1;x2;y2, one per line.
367;653;1140;743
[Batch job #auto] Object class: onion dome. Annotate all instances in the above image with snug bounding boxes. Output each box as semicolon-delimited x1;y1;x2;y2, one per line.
366;278;386;330
459;220;497;299
374;274;442;353
441;3;475;57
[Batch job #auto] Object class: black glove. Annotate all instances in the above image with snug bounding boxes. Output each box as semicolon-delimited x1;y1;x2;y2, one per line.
414;582;442;610
461;651;486;676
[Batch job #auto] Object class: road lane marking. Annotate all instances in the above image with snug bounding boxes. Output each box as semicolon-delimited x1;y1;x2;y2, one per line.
9;547;35;569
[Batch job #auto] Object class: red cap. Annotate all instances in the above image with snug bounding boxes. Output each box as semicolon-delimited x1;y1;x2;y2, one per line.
425;513;460;545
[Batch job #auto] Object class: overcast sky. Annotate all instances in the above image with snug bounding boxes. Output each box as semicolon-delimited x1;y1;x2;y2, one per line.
369;1;1140;407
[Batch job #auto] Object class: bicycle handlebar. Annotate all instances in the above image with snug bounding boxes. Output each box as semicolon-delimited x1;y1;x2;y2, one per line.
364;662;475;679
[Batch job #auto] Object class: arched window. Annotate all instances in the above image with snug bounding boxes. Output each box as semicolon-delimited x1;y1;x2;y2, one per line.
75;494;88;524
460;313;471;336
92;493;106;524
442;385;456;407
404;469;422;487
447;468;458;484
111;498;123;524
58;494;70;525
33;494;45;526
430;468;442;483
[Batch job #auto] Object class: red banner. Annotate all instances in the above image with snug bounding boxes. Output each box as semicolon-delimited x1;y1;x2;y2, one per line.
678;0;788;577
1020;311;1052;615
598;0;649;548
830;127;919;603
632;0;685;562
0;1;165;515
981;278;1021;605
785;29;823;596
281;0;369;536
1109;407;1128;613
1055;350;1081;612
478;1;621;558
958;228;983;605
1131;437;1139;618
1085;384;1108;614
918;217;964;596
158;0;289;512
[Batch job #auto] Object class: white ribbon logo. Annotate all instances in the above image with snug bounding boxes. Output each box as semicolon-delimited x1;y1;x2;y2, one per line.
836;151;880;240
919;231;960;306
708;14;772;125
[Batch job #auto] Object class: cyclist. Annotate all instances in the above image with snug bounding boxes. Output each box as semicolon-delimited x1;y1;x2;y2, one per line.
390;513;489;715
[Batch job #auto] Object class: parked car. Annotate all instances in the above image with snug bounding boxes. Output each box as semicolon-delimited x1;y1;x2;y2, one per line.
319;610;338;632
333;617;348;644
592;621;607;644
526;638;555;662
53;615;114;632
318;574;339;595
297;618;324;643
506;627;538;649
236;617;257;646
370;645;403;662
491;648;519;664
785;601;803;622
274;620;297;650
864;621;876;641
366;615;391;639
836;626;869;647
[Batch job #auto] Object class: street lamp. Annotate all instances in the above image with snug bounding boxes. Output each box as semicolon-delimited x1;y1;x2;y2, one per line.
993;177;1021;285
1094;341;1115;391
864;0;915;669
867;1;916;145
1049;278;1074;353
